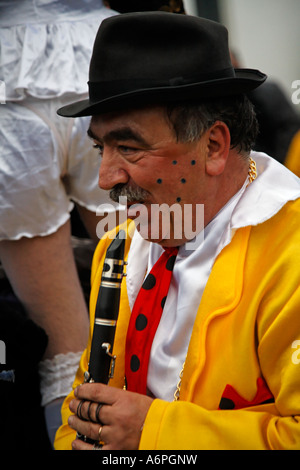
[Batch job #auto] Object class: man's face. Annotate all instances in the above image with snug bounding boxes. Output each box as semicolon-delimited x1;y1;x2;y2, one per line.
88;106;208;246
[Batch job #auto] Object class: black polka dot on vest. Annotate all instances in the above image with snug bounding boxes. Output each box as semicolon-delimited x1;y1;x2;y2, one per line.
161;296;167;309
130;355;140;372
219;397;235;410
142;273;156;290
166;255;177;271
135;314;148;331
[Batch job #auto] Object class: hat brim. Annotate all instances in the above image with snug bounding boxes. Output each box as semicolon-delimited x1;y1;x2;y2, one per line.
57;69;267;118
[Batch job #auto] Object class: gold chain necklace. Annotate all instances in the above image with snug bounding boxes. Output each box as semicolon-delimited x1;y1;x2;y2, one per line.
248;157;257;185
173;361;185;401
173;157;257;401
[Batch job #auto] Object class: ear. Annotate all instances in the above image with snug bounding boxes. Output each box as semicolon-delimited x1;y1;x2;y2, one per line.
205;121;231;176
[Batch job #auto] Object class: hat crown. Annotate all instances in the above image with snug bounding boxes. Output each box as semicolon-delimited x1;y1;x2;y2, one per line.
57;11;267;117
89;12;233;84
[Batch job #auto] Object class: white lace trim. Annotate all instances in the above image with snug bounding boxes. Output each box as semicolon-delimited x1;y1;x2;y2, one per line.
38;351;83;406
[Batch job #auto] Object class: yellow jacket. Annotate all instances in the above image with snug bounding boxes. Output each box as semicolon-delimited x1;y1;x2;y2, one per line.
55;199;300;450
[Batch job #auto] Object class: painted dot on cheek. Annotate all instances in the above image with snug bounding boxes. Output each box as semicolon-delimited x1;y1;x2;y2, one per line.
172;160;178;165
157;178;162;184
191;160;196;166
176;197;181;203
181;178;186;184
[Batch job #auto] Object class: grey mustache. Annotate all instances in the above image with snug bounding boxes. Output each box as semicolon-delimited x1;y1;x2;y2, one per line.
109;184;150;203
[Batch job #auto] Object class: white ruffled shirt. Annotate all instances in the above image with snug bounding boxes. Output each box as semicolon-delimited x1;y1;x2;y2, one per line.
126;152;300;401
0;0;117;101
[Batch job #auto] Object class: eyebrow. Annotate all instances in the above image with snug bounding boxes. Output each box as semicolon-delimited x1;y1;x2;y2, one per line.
87;126;150;147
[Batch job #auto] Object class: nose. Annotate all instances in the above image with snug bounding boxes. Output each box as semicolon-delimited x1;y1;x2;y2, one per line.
98;152;129;190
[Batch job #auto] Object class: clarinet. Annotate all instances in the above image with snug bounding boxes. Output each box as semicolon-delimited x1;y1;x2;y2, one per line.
77;229;126;443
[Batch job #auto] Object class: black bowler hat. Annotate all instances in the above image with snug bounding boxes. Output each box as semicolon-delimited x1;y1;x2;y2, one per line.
106;0;186;14
58;12;267;117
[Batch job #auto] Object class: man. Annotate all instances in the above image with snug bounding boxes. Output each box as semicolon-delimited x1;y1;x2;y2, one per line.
54;12;300;450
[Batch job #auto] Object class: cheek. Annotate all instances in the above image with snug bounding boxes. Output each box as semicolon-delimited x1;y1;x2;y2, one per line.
150;158;199;203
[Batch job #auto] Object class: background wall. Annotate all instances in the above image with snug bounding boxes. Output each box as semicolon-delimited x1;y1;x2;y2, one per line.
184;0;199;16
184;0;300;113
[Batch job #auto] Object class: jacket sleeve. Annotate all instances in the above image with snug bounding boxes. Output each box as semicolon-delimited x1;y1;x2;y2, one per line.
139;399;300;450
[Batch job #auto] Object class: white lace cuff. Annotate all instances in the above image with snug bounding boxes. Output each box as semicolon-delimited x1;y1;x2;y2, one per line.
38;351;83;406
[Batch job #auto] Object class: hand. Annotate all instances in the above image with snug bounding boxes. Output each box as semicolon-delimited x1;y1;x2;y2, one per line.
68;383;153;450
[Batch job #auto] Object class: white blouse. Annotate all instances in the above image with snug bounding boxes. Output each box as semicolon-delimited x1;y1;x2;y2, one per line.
0;0;116;101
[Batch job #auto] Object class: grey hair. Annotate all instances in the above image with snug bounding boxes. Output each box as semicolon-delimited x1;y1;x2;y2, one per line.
165;94;259;156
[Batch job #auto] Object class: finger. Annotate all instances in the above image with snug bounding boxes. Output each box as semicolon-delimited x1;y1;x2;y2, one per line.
74;382;121;405
68;414;106;443
71;439;101;451
71;439;93;451
70;399;103;423
69;399;101;424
